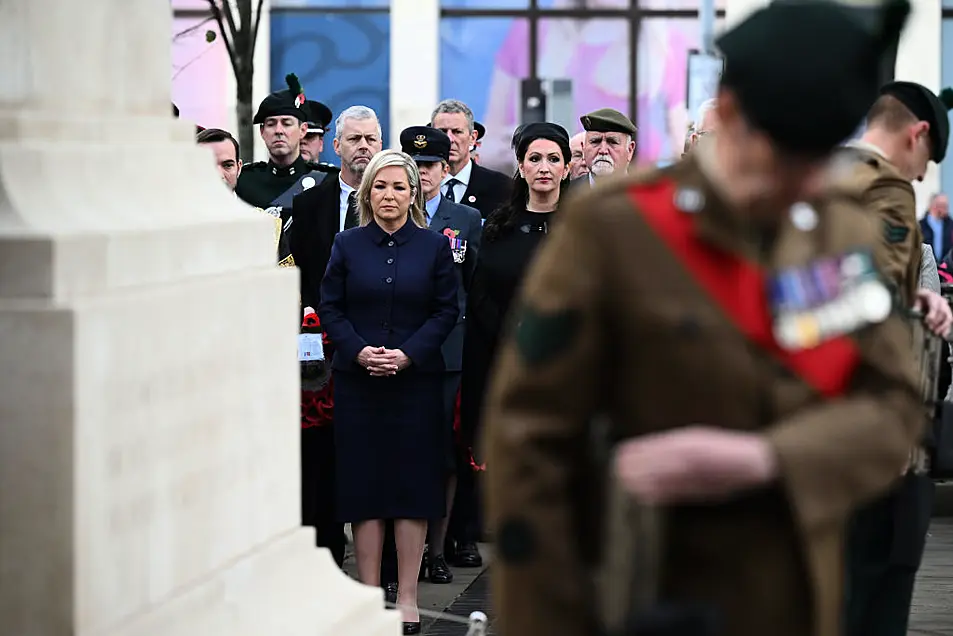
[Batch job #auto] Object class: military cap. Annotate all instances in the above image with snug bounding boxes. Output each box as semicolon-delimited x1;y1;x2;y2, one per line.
253;73;307;125
400;125;450;163
302;100;333;136
716;0;910;157
879;82;953;162
474;121;486;140
580;108;637;136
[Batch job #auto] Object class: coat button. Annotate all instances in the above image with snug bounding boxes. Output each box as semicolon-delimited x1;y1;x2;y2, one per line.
385;277;393;283
388;240;395;247
387;258;394;264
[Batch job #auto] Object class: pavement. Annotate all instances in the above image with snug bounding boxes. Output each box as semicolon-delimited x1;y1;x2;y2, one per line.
336;486;953;636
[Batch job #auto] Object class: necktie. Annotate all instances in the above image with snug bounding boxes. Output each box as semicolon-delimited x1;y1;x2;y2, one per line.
344;191;359;229
444;178;460;203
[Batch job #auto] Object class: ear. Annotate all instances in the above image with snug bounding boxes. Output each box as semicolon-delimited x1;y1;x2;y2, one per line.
333;137;341;156
299;122;308;136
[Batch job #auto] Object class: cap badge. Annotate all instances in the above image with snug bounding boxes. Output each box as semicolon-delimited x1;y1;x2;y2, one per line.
294;93;305;108
674;187;704;213
414;134;428;149
789;202;818;232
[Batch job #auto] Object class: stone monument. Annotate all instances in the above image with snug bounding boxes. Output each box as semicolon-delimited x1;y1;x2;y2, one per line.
0;1;398;634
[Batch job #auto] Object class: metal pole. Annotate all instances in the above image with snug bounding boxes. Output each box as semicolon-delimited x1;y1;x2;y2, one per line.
700;0;715;54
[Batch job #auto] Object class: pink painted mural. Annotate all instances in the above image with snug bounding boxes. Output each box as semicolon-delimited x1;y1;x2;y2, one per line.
170;0;230;130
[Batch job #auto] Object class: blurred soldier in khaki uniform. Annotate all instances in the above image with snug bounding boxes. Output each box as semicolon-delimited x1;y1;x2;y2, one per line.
480;3;950;636
833;81;953;636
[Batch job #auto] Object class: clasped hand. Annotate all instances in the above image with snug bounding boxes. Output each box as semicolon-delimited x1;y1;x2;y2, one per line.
357;346;410;376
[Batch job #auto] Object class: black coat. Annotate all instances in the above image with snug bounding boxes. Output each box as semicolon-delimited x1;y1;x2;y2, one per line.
289;174;344;310
459;161;513;219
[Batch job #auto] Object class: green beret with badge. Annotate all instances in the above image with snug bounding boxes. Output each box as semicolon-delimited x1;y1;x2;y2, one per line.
580;108;638;137
253;73;308;125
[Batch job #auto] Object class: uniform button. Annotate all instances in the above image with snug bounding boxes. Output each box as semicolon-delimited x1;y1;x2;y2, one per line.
387;258;394;264
388;240;395;247
386;277;393;284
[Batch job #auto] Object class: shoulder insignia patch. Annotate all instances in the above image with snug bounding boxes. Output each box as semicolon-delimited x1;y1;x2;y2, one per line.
884;222;909;244
514;306;579;367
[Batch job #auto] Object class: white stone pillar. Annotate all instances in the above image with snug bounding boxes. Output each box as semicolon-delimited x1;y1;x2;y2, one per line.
390;0;440;147
0;1;398;635
894;0;942;216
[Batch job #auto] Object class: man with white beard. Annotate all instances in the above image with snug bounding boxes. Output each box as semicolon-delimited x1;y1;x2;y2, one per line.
579;108;637;186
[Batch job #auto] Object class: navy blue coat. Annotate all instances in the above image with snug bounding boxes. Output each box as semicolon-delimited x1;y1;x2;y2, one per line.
428;196;482;372
319;219;460;374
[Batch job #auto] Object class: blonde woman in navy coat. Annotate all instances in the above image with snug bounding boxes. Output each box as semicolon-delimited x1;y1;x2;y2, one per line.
319;149;459;634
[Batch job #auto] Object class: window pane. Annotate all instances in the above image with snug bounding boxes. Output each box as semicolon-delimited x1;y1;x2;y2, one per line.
637;17;722;163
442;0;529;8
536;16;630;138
942;19;953;198
271;10;391;166
638;0;725;9
171;17;229;128
272;0;390;7
440;17;529;173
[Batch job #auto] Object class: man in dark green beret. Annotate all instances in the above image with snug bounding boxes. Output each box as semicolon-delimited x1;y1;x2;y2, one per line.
235;74;339;211
832;79;953;636
578;107;637;186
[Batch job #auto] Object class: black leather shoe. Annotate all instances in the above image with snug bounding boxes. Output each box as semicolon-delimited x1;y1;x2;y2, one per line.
402;621;421;635
383;582;398;605
453;541;483;568
428;554;453;584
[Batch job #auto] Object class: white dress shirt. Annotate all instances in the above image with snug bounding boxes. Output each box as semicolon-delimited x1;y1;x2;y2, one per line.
339;176;356;232
442;160;473;203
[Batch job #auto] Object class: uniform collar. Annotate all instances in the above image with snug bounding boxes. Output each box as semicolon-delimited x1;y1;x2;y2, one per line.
845;139;889;161
367;218;417;245
268;154;309;177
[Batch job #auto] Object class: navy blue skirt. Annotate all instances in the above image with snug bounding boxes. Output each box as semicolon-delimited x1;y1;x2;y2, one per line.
333;369;446;523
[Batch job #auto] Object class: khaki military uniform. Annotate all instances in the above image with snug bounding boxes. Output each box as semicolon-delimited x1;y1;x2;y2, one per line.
829;144;922;307
482;151;922;636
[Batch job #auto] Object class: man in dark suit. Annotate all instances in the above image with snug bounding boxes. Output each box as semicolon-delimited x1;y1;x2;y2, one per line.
379;126;483;595
920;192;951;261
431;100;511;220
288;105;384;569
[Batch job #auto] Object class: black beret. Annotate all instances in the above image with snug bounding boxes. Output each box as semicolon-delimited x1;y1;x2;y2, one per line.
253;73;307;125
400;125;450;163
580;108;637;136
302;100;333;136
880;81;953;162
516;122;571;161
717;0;910;158
474;121;486;140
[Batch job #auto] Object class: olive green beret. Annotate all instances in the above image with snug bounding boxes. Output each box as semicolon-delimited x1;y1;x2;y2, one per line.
580;108;637;136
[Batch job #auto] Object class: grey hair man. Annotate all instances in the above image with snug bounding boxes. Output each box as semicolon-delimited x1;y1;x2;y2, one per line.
430;99;511;219
334;105;383;190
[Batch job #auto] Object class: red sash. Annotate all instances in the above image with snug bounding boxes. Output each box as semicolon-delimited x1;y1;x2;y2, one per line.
629;181;859;398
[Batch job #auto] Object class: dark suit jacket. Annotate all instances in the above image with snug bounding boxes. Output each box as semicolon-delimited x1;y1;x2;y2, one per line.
429;197;482;372
458;161;512;220
289;175;343;310
920;215;953;261
319;220;459;374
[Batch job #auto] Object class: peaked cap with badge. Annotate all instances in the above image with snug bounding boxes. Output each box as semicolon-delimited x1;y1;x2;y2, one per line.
480;3;924;636
879;82;953;162
717;0;910;157
580;108;637;137
400;125;451;163
302;99;333;136
253;73;308;125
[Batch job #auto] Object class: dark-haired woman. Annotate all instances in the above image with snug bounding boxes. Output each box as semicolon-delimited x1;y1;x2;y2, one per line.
458;122;571;472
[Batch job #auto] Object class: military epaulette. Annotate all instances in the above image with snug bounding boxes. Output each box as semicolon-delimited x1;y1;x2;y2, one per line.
308;161;340;174
243;161;269;171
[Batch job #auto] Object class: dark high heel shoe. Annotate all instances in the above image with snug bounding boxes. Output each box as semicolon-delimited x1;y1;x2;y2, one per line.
402;621;421;635
383;582;398;606
428;553;453;584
